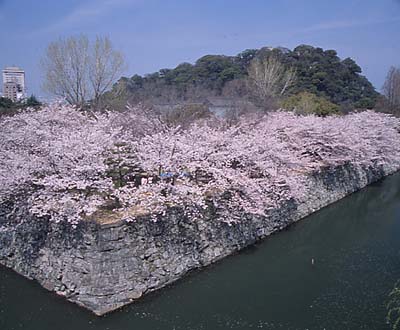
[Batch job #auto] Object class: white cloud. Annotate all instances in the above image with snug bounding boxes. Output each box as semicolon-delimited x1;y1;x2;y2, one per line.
60;0;135;25
31;0;141;36
301;16;400;33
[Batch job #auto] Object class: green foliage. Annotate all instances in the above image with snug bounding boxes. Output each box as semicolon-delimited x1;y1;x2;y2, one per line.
281;91;340;116
236;49;258;70
354;97;376;109
106;44;378;110
0;97;19;117
0;97;13;109
25;95;41;107
288;45;377;106
0;95;42;117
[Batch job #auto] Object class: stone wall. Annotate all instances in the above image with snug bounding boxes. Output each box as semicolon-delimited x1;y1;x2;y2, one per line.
0;161;398;315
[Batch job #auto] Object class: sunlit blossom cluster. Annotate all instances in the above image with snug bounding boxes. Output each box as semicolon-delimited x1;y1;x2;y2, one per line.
1;103;399;226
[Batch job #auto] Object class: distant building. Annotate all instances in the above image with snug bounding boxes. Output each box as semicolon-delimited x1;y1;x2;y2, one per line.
205;97;259;117
153;97;260;119
2;66;25;102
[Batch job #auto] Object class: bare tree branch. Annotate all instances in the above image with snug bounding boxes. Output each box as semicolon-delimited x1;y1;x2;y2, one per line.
247;56;296;104
383;66;400;112
41;35;125;109
89;36;125;108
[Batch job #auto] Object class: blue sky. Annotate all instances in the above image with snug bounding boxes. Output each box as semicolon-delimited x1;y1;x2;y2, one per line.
0;0;399;97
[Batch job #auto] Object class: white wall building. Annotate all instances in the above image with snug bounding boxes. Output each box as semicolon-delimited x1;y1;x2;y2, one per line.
2;66;25;102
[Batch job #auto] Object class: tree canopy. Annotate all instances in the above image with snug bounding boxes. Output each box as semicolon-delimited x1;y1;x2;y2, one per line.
281;91;339;116
105;44;378;111
41;35;125;108
0;95;42;117
1;104;399;227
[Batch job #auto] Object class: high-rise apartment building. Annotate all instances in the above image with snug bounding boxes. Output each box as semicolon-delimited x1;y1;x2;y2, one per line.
2;66;25;102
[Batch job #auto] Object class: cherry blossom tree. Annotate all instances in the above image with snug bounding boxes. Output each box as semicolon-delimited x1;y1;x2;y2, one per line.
1;103;400;227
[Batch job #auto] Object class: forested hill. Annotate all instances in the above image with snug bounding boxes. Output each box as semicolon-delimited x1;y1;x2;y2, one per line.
106;45;379;110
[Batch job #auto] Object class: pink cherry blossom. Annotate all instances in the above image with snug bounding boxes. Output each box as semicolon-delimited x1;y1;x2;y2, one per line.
1;103;399;226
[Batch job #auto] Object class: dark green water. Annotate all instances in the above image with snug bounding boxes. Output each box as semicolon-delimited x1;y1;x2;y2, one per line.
2;174;400;330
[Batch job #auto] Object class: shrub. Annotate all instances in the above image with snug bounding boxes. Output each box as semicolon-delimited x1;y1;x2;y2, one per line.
281;91;340;116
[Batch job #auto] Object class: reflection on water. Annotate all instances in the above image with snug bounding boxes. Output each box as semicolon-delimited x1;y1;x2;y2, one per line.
387;281;400;330
2;173;400;330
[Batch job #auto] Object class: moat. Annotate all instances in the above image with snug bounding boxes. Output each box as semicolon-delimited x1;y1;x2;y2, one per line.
1;172;400;330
